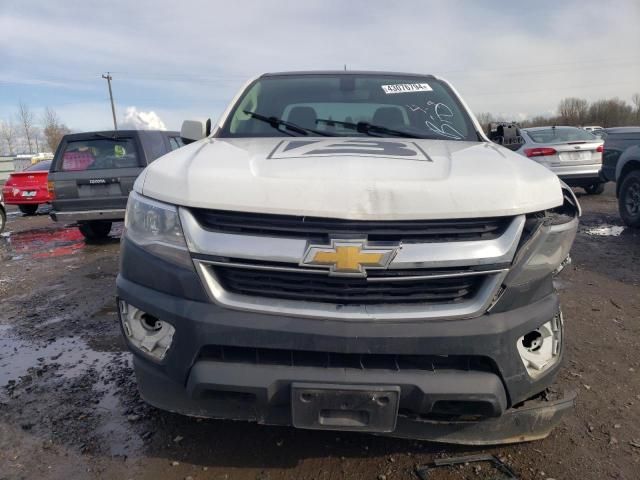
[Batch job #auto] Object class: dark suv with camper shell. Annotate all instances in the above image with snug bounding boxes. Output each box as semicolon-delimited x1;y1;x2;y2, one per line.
49;130;183;239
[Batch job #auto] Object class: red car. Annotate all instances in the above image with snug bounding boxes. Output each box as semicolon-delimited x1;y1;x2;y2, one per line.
2;160;53;215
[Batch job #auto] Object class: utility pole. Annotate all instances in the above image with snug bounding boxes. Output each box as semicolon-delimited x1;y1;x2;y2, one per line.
102;72;118;131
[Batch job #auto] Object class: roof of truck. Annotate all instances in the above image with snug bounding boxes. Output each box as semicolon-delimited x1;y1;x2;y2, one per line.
261;70;436;78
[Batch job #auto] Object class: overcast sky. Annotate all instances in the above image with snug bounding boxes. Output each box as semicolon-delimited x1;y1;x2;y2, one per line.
1;0;639;132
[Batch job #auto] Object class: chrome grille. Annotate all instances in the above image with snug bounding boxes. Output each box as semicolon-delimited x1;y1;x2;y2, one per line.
180;208;525;321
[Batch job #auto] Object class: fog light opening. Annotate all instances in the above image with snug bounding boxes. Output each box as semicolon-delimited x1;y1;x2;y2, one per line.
517;312;563;378
522;330;543;351
140;313;162;332
119;301;175;361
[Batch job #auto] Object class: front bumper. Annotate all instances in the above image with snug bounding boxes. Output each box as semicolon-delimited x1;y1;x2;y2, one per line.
133;353;575;445
117;238;572;444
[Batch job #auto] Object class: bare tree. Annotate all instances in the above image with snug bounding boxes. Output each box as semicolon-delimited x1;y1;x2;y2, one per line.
0;120;17;155
17;101;36;153
558;97;589;125
475;112;495;131
42;107;70;152
588;98;633;127
632;93;640;122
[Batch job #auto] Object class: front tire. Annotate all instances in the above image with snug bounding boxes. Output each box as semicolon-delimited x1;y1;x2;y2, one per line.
18;204;38;215
584;182;605;195
619;171;640;228
0;207;6;233
78;221;112;240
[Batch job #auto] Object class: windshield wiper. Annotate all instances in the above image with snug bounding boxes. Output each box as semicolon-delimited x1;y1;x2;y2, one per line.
243;111;332;137
316;118;427;139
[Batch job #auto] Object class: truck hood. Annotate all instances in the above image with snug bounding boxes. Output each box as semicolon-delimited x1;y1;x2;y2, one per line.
138;137;563;220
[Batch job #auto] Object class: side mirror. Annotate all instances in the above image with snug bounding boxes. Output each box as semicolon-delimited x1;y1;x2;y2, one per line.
180;118;211;144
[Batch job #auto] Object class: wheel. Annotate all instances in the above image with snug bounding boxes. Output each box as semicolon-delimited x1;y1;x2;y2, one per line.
0;206;6;233
18;204;38;215
78;221;112;240
618;170;640;228
584;182;605;195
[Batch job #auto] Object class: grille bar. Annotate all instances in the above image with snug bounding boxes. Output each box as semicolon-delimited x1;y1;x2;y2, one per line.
197;258;508;282
212;265;482;305
191;208;511;242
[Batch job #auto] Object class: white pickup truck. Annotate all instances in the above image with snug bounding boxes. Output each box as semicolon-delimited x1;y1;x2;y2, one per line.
116;71;579;444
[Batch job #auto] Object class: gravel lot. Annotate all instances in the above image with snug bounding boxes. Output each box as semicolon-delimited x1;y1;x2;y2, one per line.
1;185;639;480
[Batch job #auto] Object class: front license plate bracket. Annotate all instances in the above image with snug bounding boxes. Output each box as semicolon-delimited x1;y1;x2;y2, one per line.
291;383;400;432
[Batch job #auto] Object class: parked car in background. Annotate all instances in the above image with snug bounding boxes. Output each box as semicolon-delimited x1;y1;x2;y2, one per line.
600;127;640;227
517;126;605;194
13;153;54;172
0;191;6;233
1;160;53;215
49;130;183;240
582;126;603;133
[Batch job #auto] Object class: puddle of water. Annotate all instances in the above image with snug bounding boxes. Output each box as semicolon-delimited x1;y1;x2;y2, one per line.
0;323;144;458
0;225;85;260
0;324;115;387
583;225;625;237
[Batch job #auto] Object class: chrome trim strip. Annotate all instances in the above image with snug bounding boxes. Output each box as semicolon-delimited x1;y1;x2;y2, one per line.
50;209;125;222
365;268;508;282
193;260;507;322
197;258;508;283
180;208;526;269
198;259;328;275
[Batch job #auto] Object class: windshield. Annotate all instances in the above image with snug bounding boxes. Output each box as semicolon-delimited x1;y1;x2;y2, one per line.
219;74;478;141
525;127;598;144
59;137;140;171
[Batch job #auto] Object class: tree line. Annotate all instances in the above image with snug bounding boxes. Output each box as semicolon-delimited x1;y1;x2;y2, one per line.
0;103;70;156
477;94;640;130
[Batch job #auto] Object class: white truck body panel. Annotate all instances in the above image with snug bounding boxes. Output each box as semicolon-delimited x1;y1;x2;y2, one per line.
137;136;563;220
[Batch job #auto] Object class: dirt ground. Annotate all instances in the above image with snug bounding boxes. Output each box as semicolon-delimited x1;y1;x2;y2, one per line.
1;185;639;480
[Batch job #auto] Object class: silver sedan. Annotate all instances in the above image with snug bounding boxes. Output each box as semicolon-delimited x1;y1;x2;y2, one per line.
517;126;605;194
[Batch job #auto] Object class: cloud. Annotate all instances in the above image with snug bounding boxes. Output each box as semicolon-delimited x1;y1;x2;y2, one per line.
0;0;638;126
121;107;166;130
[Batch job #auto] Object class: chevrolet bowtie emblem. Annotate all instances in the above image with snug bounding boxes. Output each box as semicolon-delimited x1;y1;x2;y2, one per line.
300;240;398;277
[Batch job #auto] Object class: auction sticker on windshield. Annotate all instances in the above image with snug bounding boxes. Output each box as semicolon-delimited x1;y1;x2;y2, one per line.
381;83;433;94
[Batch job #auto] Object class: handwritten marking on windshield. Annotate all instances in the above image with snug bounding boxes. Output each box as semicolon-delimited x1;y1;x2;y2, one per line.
407;102;464;140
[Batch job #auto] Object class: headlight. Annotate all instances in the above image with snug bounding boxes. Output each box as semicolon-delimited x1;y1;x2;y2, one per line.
505;188;579;287
124;191;193;269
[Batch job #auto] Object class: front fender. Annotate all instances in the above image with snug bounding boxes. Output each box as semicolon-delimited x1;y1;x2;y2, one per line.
615;147;640;196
